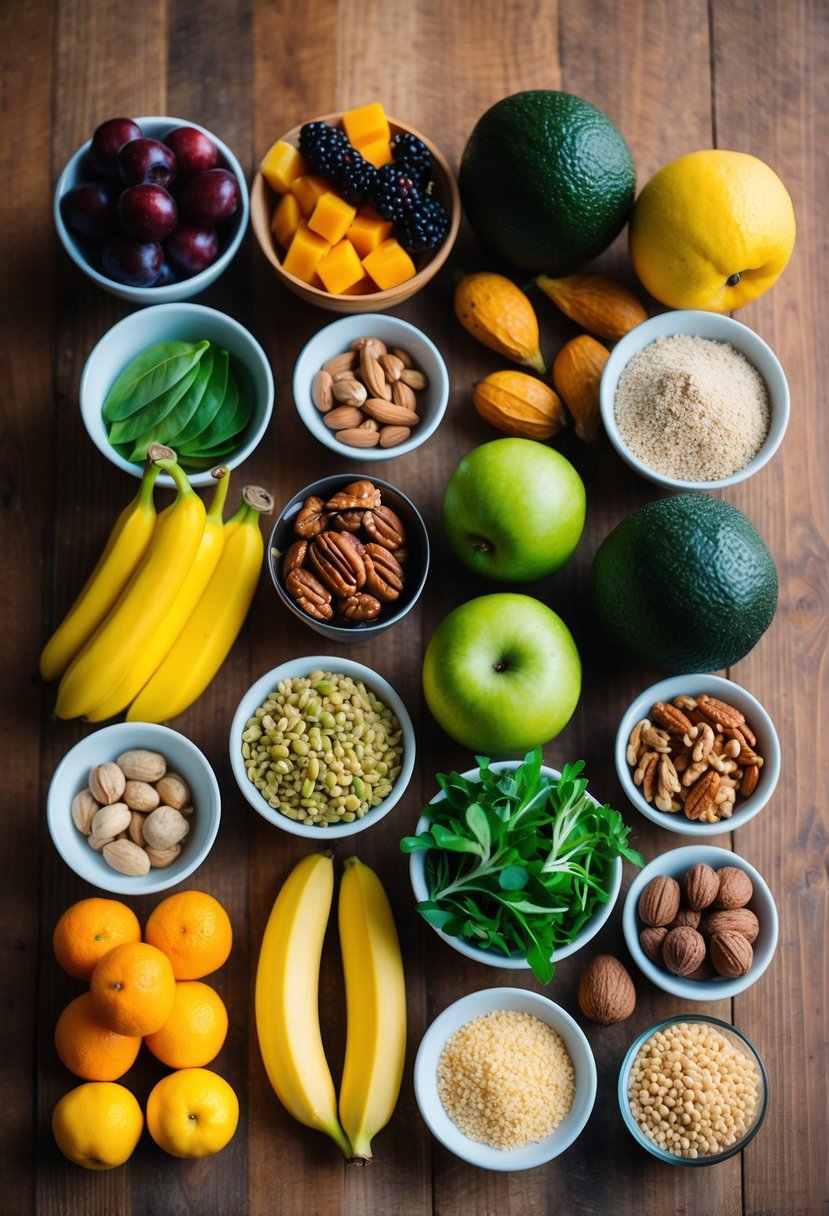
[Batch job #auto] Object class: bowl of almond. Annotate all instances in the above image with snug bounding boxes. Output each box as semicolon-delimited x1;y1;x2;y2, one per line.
615;673;780;836
622;845;779;1000
47;722;221;895
293;314;449;460
251;103;460;312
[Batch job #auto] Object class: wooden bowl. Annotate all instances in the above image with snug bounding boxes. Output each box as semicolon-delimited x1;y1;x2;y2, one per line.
250;114;460;313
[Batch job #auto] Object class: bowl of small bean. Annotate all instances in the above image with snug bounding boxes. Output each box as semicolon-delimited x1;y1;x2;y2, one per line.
228;656;416;838
618;1015;769;1164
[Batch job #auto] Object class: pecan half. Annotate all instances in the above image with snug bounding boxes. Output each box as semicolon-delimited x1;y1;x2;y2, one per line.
337;592;382;622
309;530;367;596
651;701;694;736
363;544;404;602
285;568;333;621
740;764;760;797
362;504;406;549
696;694;745;730
325;480;381;511
294;496;330;538
684;769;720;820
281;539;307;577
330;509;365;533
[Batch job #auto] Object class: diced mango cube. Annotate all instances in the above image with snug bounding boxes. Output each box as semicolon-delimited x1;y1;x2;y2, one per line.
260;140;307;194
282;221;331;284
308;192;357;245
271;191;301;248
289;174;329;218
316;239;365;295
362;238;416;291
347;209;393;258
342;102;390;149
358;136;393;169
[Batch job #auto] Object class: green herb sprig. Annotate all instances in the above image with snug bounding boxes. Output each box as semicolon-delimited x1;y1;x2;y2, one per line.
400;747;644;984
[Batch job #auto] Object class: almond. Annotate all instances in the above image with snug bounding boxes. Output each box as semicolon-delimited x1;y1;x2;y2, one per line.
324;405;364;431
312;368;334;412
102;839;151;877
336;427;381;448
323;350;358;376
400;367;427;390
332;377;368;408
378;425;412;448
360;348;388;398
88;762;126;805
391;379;417;411
71;789;99;835
577;954;636;1024
362;398;420;427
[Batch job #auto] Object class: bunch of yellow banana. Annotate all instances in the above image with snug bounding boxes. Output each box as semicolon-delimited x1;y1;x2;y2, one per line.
255;853;406;1163
42;445;272;722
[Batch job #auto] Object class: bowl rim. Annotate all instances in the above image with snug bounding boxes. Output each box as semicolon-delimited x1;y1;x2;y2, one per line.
78;300;275;488
409;759;623;970
250;112;461;305
614;673;780;836
413;985;597;1170
599;309;791;491
267;472;431;638
617;1013;769;1164
46;721;221;895
291;313;450;461
228;655;416;838
621;843;779;1000
54;114;250;302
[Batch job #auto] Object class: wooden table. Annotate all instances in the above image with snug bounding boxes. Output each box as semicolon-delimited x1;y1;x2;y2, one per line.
3;1;826;1212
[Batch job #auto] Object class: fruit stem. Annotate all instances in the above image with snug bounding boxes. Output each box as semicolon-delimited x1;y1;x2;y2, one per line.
153;454;195;499
206;466;231;523
468;535;493;554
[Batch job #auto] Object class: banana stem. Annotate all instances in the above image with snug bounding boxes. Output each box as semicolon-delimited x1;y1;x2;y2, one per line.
207;466;231;523
154;455;195;500
137;459;162;505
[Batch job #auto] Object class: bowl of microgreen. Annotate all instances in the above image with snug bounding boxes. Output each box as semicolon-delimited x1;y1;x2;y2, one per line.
402;748;644;984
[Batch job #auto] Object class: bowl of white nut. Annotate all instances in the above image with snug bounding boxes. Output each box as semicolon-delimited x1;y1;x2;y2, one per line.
47;722;221;895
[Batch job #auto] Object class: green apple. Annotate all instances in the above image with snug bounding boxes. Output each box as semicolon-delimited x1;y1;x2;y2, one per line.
442;437;586;581
422;593;581;754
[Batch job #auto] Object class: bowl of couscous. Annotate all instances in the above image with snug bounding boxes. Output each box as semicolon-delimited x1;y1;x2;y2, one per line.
413;987;597;1170
618;1015;768;1164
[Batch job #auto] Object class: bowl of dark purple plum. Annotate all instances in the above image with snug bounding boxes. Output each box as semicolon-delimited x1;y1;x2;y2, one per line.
54;116;249;304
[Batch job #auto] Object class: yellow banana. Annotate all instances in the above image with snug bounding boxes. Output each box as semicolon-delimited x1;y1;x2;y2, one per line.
126;485;273;724
338;856;407;1162
254;853;352;1158
39;460;160;682
55;455;206;720
85;467;230;723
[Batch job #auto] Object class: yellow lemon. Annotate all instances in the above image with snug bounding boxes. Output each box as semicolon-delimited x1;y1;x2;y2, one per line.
629;150;796;312
146;1067;239;1159
52;1081;143;1170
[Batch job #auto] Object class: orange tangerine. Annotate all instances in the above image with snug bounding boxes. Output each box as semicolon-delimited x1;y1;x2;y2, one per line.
55;992;141;1081
144;890;232;980
90;941;175;1036
53;898;141;982
144;981;228;1068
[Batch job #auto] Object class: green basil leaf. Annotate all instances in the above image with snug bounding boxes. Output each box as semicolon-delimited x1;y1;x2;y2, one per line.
154;347;215;445
170;347;229;447
121;363;203;462
102;340;209;421
180;362;239;453
108;360;202;447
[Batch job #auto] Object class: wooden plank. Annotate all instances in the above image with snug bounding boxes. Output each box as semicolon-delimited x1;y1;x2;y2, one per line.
709;3;829;1215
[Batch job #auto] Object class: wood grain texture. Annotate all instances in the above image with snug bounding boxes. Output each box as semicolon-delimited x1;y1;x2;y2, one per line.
4;0;824;1213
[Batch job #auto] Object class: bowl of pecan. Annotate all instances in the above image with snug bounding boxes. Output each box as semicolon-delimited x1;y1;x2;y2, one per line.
615;674;780;837
622;845;778;1000
293;314;449;460
268;474;429;641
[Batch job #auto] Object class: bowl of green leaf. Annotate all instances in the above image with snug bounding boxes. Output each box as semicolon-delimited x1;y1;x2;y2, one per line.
402;748;643;984
79;302;274;487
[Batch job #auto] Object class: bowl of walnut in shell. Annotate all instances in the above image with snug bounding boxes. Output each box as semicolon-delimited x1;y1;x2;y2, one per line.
614;674;780;837
268;473;429;642
622;844;779;1001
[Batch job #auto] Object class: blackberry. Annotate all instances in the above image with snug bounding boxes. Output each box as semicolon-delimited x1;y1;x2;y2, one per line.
395;194;450;253
298;121;349;180
390;132;432;185
370;164;422;224
337;147;378;205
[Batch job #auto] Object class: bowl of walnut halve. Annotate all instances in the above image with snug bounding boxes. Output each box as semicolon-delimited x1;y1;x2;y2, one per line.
267;473;430;642
614;674;780;837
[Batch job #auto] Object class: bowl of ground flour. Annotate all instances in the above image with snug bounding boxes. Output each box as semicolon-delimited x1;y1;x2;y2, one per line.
600;311;789;490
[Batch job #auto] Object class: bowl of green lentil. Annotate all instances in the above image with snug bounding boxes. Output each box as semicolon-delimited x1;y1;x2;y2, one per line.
229;656;415;837
618;1015;769;1164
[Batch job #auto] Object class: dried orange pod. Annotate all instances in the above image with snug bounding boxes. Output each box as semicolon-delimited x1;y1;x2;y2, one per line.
454;272;545;371
552;335;610;441
473;370;566;440
535;272;647;340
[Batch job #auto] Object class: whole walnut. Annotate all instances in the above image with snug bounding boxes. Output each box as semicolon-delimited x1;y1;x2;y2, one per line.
710;930;754;977
638;875;681;927
714;866;754;909
662;926;706;976
684;863;719;911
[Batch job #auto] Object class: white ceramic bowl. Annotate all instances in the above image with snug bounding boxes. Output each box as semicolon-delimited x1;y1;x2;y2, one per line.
267;473;429;642
409;760;623;971
54;116;249;304
229;656;415;839
622;844;778;1000
615;674;780;836
618;1014;769;1164
414;987;597;1170
47;722;221;896
292;314;449;461
79;302;274;487
600;310;790;490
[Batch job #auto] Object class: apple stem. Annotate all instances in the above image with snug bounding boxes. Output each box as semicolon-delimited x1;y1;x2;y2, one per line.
468;535;492;554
